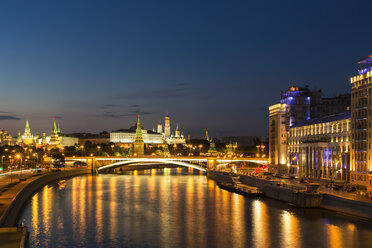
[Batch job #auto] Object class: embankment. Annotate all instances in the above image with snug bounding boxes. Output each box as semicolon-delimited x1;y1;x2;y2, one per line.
0;169;90;227
321;194;372;220
207;171;372;218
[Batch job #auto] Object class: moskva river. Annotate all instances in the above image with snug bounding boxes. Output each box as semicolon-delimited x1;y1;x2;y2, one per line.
19;169;372;248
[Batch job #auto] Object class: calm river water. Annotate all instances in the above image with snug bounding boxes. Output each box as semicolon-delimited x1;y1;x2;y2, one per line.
19;169;372;248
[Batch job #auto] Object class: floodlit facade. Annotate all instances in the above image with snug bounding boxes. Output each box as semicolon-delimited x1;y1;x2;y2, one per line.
350;54;372;187
269;103;288;167
110;128;163;144
288;112;351;180
110;114;186;145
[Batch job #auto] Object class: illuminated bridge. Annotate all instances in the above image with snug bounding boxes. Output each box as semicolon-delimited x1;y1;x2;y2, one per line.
65;156;268;173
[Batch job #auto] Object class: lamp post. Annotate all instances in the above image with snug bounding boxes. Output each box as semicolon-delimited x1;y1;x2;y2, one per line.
9;155;13;183
1;155;5;172
16;154;22;179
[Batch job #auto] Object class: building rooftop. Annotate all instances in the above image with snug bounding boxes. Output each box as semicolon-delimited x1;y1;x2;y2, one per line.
358;54;372;65
292;112;350;128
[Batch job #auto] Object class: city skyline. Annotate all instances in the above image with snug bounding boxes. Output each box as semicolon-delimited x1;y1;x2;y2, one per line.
1;1;372;137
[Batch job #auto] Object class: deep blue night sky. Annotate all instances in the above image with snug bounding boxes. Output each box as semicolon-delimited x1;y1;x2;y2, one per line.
0;0;371;138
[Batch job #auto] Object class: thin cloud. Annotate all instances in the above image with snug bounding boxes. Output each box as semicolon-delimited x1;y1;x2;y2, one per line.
0;115;20;120
103;111;153;118
101;104;120;109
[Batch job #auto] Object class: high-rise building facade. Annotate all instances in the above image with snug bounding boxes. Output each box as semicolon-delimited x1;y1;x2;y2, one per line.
321;94;351;117
269;103;288;167
280;86;322;127
350;54;372;187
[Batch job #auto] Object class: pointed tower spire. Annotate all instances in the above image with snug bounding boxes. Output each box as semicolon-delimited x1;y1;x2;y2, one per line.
52;117;57;132
25;119;30;130
134;114;144;155
205;130;210;142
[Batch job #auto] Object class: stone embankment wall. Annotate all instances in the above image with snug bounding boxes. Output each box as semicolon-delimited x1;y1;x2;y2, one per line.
0;169;90;227
206;171;235;184
321;194;372;220
208;171;372;219
239;175;322;207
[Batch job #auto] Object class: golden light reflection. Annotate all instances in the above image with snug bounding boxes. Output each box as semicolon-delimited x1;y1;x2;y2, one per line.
79;178;86;238
159;174;172;247
151;169;156;176
252;200;270;248
133;170;138;176
230;193;246;248
42;185;51;235
87;176;93;220
185;176;195;247
72;177;77;236
95;176;103;243
31;193;39;237
327;224;343;248
281;210;300;247
163;167;170;176
109;177;117;240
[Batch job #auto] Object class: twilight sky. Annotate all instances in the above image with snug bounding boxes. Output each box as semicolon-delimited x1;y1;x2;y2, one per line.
0;0;371;138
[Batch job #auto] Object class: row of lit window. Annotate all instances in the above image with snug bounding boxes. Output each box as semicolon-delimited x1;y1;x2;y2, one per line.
290;121;350;137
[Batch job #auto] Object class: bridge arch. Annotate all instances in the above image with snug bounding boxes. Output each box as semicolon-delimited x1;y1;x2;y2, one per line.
97;158;207;172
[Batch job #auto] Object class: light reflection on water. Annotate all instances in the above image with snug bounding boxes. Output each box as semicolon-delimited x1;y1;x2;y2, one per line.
19;169;372;248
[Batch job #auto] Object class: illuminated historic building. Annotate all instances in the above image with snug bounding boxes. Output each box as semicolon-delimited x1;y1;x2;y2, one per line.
164;114;171;138
288;112;350;180
133;115;144;155
21;119;34;146
110;113;186;145
0;130;14;145
350;54;372;187
48;118;60;148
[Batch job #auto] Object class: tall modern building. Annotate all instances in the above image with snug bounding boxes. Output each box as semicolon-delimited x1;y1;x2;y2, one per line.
321;94;350;117
280;86;322;127
350;54;372;187
269;103;288;168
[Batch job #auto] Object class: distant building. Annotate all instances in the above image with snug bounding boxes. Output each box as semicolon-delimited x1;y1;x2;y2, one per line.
222;136;260;146
110;113;185;145
110;126;163;144
0;130;14;146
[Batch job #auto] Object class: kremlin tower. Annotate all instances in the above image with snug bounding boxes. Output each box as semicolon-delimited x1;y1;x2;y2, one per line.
49;117;60;147
22;119;34;146
164;114;170;138
133;115;144;155
175;124;180;138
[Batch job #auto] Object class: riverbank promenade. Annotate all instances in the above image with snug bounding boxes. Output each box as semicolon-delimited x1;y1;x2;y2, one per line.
0;168;90;248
